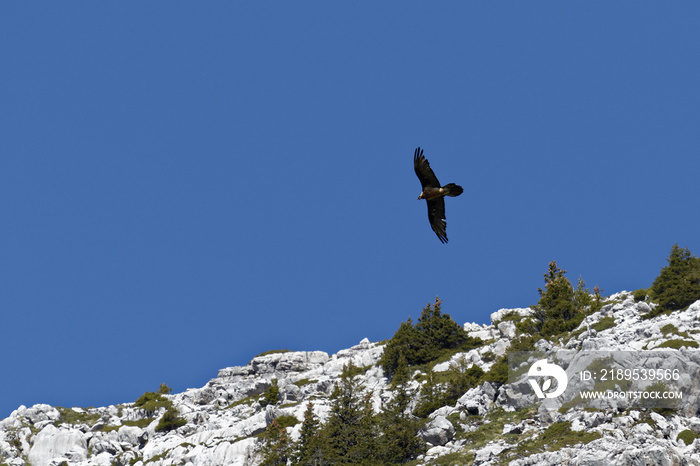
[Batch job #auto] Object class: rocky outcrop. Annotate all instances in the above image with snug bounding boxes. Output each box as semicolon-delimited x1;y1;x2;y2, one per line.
418;416;455;446
2;295;700;466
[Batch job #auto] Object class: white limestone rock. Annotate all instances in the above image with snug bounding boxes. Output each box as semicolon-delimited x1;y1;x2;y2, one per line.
457;383;495;416
497;320;517;339
118;425;147;446
28;424;88;466
491;307;533;324
474;440;511;463
418;415;455;446
250;350;329;375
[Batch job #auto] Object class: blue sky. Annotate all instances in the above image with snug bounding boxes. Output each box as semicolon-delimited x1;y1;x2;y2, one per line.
2;2;699;418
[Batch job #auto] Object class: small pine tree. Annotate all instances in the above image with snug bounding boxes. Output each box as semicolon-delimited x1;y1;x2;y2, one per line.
379;319;416;379
260;418;292;466
649;243;700;315
413;298;466;361
322;362;379;464
379;298;482;379
377;378;425;464
413;369;442;418
529;261;592;337
260;379;281;407
392;352;410;386
133;391;169;417
293;402;326;465
537;261;576;333
157;383;172;395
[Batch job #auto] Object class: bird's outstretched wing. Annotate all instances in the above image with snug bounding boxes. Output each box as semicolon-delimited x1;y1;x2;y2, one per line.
426;198;448;243
414;147;441;189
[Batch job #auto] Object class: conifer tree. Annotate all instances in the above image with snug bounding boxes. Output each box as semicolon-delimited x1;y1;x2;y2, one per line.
376;375;425;464
392;352;410;386
529;261;583;336
413;369;441;418
157;383;173;395
379;298;481;379
322;362;379;464
260;418;292;466
294;402;323;465
415;298;464;350
650;243;700;314
379;319;415;379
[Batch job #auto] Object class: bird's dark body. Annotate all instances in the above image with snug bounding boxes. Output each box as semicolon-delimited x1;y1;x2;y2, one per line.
419;186;444;200
413;147;463;243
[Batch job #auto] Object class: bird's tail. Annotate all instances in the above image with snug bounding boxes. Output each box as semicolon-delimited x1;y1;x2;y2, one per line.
442;183;464;197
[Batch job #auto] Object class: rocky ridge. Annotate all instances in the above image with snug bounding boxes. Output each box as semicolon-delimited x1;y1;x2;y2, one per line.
2;293;700;466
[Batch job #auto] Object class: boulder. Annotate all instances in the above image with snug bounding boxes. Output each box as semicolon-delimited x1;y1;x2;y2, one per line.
28;424;87;466
490;307;533;324
497;321;517;339
474;441;510;463
251;351;329;375
117;425;147;447
88;432;122;455
13;405;60;426
418;416;455;446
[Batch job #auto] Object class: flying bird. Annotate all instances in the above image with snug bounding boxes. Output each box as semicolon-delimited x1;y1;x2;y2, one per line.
414;147;463;243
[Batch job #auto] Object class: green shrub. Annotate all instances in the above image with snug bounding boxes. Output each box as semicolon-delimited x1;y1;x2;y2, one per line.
273;414;300;429
100;418;152;432
134;392;170;416
276;369;424;466
515;421;600;455
260;379;281;407
592;316;616;332
483;358;509;385
633;288;649;302
55;407;101;427
133;387;186;433
645;244;700;318
483;334;538;386
655;339;699;349
678;429;699;446
414;363;486;418
379;297;482;379
293;378;317;387
534;262;578;333
155;406;186;433
660;324;690;339
660;324;678;335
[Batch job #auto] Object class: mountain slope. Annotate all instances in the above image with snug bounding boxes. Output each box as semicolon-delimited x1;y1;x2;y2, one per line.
2;293;700;466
